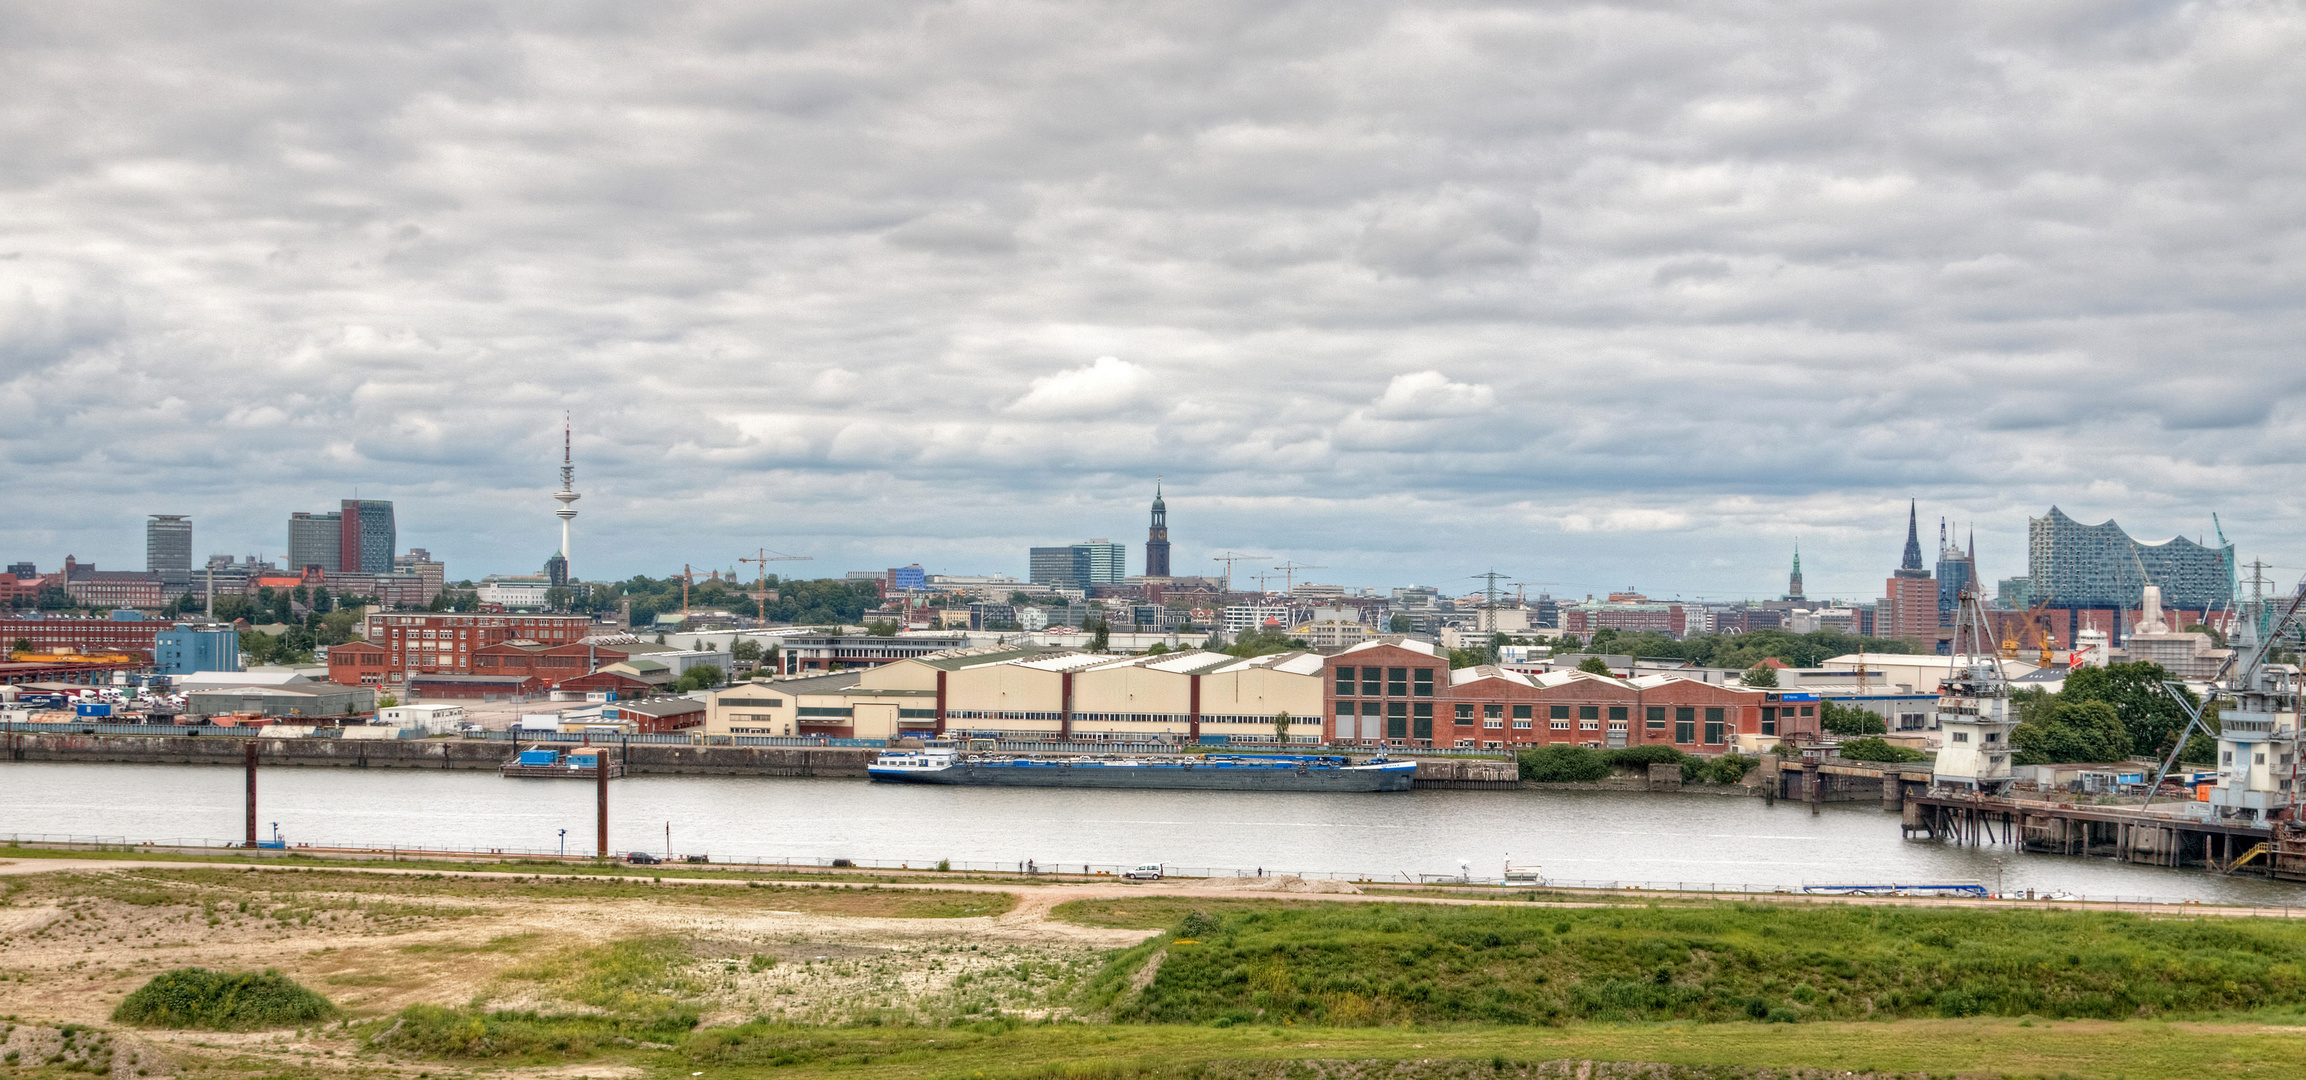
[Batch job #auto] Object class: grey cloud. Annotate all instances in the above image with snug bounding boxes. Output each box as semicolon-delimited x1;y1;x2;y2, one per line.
2;0;2304;599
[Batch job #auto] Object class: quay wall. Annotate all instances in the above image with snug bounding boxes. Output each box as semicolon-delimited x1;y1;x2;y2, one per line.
1;732;880;778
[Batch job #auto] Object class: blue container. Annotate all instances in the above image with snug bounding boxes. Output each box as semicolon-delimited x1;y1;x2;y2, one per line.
76;703;112;718
517;748;560;766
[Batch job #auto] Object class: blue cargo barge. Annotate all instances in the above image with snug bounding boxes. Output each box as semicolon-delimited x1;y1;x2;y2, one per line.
868;743;1416;792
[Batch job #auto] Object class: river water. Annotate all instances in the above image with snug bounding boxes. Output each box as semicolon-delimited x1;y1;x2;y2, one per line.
4;761;2302;905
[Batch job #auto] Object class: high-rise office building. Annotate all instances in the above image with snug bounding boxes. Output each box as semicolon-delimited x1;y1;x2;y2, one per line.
341;500;396;573
288;511;342;572
1078;538;1125;584
1027;539;1128;587
1029;546;1081;587
1144;483;1171;579
146;515;192;596
1936;522;1977;629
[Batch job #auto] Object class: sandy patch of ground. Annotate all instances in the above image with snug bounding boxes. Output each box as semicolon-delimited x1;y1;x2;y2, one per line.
1198;874;1364;894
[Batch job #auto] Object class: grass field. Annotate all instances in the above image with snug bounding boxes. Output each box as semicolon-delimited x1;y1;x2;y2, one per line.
668;1018;2306;1079
0;842;1062;886
1078;897;2306;1026
3;865;1017;918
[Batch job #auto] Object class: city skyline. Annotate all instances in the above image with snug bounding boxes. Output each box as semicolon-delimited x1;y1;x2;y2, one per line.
3;6;2301;599
3;480;2259;605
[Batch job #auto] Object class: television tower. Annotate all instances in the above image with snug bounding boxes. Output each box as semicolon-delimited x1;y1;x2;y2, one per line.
554;415;580;567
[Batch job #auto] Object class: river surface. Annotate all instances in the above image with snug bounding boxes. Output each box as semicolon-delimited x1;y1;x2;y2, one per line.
4;761;2303;905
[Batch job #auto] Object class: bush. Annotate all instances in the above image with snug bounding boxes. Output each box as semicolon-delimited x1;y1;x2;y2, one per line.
113;968;337;1031
1840;737;1925;763
1704;753;1758;784
1601;745;1690;769
1518;744;1610;782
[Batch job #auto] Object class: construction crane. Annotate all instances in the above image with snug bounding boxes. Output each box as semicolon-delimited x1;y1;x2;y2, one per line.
737;547;814;622
1211;552;1270;594
2000;598;2055;661
1274;560;1326;594
1249;570;1286;595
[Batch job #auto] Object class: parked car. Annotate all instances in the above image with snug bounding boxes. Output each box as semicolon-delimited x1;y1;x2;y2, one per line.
625;851;661;864
1124;864;1162;880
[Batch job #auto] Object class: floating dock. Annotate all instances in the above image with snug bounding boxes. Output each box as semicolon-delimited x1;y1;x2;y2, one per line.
498;746;625;780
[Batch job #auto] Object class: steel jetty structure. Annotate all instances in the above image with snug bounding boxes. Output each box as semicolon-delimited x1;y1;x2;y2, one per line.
868;743;1417;792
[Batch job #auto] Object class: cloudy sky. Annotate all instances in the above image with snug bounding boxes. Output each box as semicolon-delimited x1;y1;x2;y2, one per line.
5;1;2302;601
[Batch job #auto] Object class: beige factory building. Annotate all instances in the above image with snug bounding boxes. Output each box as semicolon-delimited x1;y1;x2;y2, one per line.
700;645;1324;744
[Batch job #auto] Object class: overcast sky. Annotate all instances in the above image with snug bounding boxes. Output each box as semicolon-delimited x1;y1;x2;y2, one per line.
5;2;2302;601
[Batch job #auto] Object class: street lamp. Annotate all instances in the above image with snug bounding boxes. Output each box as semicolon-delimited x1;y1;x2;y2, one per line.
558;829;566;857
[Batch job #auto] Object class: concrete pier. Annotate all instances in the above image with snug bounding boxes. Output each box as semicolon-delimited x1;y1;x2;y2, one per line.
1904;791;2305;880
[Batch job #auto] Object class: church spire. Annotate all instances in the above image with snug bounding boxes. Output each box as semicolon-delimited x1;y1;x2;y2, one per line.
1896;500;1931;579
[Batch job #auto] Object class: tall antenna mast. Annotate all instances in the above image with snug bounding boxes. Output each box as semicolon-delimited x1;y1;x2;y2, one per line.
554;413;581;569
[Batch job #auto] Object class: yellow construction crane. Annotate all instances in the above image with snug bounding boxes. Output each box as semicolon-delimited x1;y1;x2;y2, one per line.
737;547;814;622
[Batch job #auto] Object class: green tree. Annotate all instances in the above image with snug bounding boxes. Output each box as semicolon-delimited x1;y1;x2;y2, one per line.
1448;648;1487;669
865;620;900;637
1225;625;1301;658
1742;663;1780;688
2062;662;2194;758
1577;656;1613;675
675;665;725;693
2011;699;2131;765
9;637;30;654
1817;699;1886;736
1089;619;1110;653
1273;710;1292;742
730;639;763;663
1388;614;1414;633
1840;737;1924;763
1145;642;1171;656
